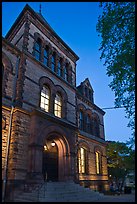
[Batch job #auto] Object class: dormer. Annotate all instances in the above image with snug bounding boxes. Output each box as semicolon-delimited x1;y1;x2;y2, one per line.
77;78;94;103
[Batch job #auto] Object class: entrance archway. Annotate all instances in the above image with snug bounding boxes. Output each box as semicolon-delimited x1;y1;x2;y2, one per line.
42;132;70;181
43;140;58;181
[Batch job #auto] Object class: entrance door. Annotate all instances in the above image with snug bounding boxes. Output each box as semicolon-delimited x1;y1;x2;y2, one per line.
43;143;58;181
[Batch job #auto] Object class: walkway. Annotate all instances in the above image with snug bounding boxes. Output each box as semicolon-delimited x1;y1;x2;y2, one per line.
95;191;135;202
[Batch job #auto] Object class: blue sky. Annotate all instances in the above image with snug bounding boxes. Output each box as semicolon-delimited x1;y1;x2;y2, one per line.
2;2;132;143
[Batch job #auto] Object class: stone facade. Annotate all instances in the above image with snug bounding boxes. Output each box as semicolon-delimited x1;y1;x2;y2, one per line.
2;4;109;200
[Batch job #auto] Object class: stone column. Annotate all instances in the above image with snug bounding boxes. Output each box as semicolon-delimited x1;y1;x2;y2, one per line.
27;144;43;181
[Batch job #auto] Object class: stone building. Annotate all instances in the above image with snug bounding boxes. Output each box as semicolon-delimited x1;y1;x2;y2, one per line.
2;4;109;199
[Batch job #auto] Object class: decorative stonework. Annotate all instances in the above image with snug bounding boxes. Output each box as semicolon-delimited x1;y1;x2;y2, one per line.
2;52;13;97
2;4;108;198
22;13;31;51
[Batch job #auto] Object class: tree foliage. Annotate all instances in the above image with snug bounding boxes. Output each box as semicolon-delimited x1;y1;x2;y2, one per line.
96;2;135;142
106;140;135;190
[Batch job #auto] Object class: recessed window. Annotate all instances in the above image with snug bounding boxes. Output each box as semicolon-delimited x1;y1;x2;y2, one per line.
94;118;100;137
86;114;91;133
96;151;101;174
64;63;69;81
40;86;50;112
44;47;48;66
34;39;41;61
54;93;62;118
57;59;62;77
79;111;84;130
51;53;56;72
79;147;87;174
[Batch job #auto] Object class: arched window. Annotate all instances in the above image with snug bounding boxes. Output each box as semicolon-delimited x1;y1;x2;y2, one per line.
78;147;88;174
44;47;48;66
86;114;91;133
95;151;101;174
51;53;56;72
57;59;62;77
79;111;84;131
54;93;62;118
40;85;50;112
34;39;41;61
64;63;68;81
94;118;100;137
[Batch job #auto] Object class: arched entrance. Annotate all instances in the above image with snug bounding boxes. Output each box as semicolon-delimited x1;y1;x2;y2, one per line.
43;140;58;181
42;132;71;182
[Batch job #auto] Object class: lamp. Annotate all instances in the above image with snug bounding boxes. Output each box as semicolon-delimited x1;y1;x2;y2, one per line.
51;141;55;147
44;145;47;151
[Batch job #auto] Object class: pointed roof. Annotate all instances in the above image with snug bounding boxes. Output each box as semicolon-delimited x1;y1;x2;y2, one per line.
5;4;79;61
77;78;94;92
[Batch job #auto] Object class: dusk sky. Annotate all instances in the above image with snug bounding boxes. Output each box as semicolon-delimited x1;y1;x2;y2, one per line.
2;2;132;143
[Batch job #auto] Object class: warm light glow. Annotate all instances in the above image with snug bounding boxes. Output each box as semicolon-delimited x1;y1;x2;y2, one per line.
44;145;47;151
51;141;55;147
96;151;100;174
79;147;86;173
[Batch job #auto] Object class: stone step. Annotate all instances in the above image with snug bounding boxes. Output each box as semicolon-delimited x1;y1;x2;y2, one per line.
13;181;104;202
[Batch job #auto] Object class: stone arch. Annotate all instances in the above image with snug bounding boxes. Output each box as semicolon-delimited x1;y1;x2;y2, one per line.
78;139;90;151
55;85;68;101
34;32;44;42
93;112;101;123
77;139;90;175
94;145;103;155
39;76;56;112
39;76;55;90
55;85;68;119
94;145;103;175
77;103;86;112
85;109;92;117
33;125;71;181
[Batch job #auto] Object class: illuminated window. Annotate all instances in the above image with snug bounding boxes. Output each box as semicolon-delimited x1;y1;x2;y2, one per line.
96;151;101;174
34;39;41;61
57;59;62;77
79;147;87;174
44;47;48;66
51;53;56;72
40;86;50;112
54;93;62;118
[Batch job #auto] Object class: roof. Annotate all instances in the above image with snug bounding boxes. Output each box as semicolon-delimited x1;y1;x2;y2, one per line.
5;4;79;61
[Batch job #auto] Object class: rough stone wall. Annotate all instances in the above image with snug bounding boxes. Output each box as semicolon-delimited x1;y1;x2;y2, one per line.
2;48;18;100
28;23;76;68
77;97;105;140
2;107;30;180
22;57;76;123
10;22;25;50
2;108;11;178
77;135;108;183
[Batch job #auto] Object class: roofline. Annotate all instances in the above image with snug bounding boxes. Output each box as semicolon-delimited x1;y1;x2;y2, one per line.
5;4;79;61
76;91;105;115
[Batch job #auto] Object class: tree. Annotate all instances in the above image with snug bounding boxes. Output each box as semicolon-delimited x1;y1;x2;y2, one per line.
96;2;135;144
106;141;135;191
